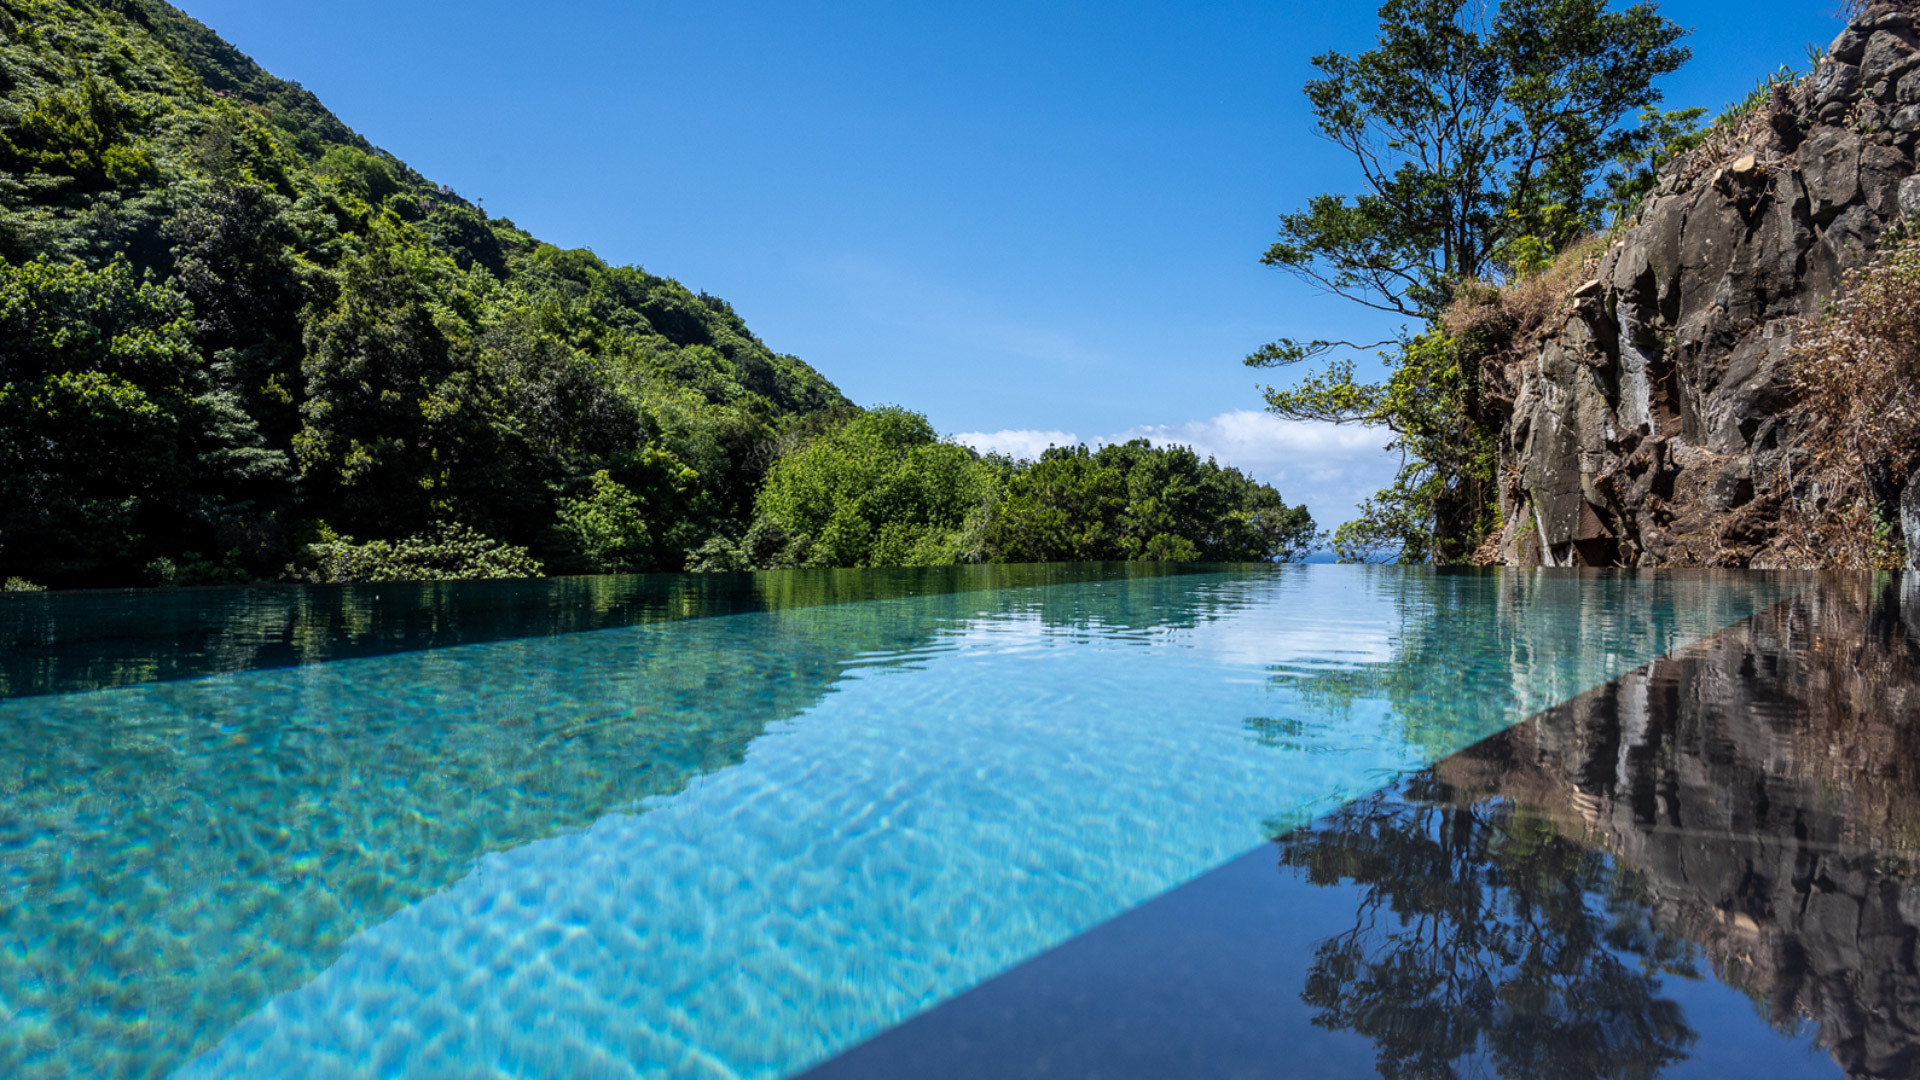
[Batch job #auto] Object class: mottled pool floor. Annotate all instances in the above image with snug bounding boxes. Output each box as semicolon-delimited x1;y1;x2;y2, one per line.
0;565;1813;1078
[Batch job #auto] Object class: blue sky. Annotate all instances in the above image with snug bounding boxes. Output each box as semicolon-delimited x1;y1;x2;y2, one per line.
172;0;1847;527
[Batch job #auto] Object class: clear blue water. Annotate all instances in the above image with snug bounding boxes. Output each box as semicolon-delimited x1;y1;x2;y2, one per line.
0;566;1798;1078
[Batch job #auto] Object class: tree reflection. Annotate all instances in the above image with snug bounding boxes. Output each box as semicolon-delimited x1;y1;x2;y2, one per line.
1275;775;1699;1080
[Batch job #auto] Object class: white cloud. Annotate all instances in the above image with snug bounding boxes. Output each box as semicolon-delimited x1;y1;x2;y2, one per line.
951;410;1398;530
951;429;1082;461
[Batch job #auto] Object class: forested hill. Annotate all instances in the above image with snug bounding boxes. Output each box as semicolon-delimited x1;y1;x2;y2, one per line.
0;0;850;587
0;1;1320;588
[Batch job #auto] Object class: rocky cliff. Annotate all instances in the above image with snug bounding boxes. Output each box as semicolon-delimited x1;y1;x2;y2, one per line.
1491;1;1920;567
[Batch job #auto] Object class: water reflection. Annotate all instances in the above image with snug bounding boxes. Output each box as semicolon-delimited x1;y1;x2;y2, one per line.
1273;574;1920;1079
1266;567;1805;763
0;561;1220;699
1280;784;1699;1079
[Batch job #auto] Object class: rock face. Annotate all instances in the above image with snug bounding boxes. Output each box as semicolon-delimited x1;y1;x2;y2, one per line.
1492;1;1920;566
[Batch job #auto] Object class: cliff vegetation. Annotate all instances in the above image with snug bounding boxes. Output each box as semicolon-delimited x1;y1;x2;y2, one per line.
1287;0;1920;569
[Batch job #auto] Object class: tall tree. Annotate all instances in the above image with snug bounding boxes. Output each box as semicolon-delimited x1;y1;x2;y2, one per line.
1251;0;1690;562
1261;0;1690;323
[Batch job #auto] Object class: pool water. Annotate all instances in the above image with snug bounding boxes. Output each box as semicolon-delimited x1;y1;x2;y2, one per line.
804;573;1920;1080
0;565;1805;1078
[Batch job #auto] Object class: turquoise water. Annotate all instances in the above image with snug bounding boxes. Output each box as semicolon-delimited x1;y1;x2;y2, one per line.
0;566;1797;1078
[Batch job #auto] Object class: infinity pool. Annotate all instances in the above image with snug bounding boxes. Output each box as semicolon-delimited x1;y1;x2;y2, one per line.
0;565;1831;1077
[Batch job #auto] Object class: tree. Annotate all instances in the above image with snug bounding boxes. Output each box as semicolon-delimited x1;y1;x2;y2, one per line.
983;445;1128;562
750;406;996;568
1317;330;1499;565
164;179;312;453
1251;0;1690;562
165;180;306;353
983;441;1318;563
0;258;196;585
314;145;402;207
552;469;652;574
294;236;512;538
1262;0;1690;320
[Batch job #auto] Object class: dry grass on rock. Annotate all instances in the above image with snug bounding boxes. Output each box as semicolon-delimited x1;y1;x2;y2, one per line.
1778;236;1920;569
1443;234;1613;421
1444;233;1612;348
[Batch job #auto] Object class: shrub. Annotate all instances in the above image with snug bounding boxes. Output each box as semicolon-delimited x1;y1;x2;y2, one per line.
0;77;157;189
296;521;543;583
553;470;652;573
1447;235;1611;348
314;145;401;205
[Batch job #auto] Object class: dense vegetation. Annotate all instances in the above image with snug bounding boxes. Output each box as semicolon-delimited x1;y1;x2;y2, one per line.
0;0;846;587
1250;0;1694;563
696;407;1319;571
0;0;1314;588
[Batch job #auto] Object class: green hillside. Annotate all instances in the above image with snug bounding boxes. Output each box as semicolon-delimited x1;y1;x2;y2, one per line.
0;0;849;587
0;0;1316;587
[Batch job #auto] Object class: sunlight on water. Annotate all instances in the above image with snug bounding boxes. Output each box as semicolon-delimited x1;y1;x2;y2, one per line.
0;567;1798;1079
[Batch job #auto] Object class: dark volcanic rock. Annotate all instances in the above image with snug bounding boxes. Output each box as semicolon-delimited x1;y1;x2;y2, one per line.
1904;472;1920;570
1861;30;1920;90
1493;1;1920;566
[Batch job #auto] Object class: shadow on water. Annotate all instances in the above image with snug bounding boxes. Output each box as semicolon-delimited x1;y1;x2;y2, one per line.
1274;573;1920;1079
800;572;1905;1080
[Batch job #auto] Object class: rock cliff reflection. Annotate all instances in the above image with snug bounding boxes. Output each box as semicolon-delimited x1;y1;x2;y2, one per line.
1274;575;1920;1079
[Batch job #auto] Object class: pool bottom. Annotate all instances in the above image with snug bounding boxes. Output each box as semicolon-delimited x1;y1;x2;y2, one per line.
0;568;1807;1079
802;576;1920;1080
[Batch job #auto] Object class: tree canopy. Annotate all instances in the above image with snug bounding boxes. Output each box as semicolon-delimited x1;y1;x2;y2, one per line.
1251;0;1691;562
984;441;1319;564
0;0;850;587
693;408;1321;571
1261;0;1691;322
744;407;997;569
